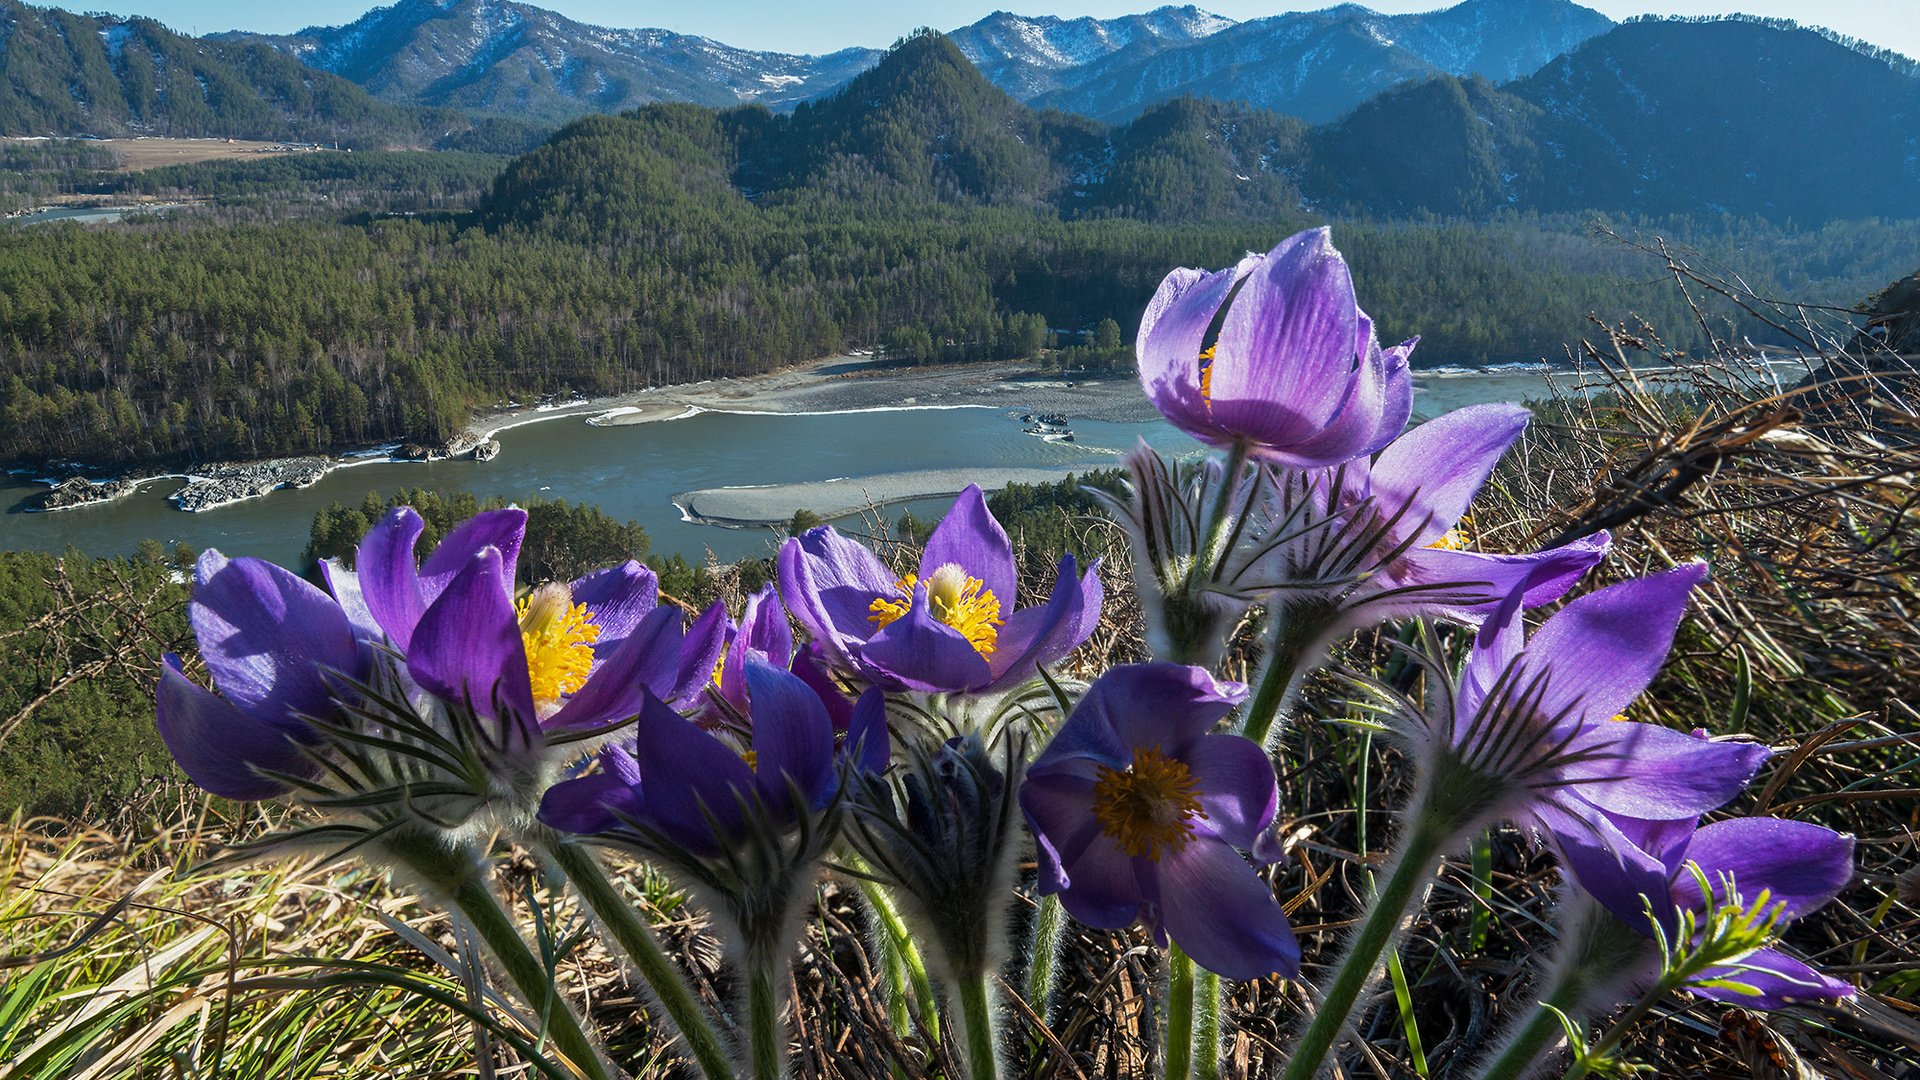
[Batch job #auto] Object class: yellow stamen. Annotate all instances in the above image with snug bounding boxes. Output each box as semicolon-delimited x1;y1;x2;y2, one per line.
1198;344;1216;408
1427;527;1471;551
517;583;600;703
1092;746;1208;861
867;563;1003;656
740;750;758;770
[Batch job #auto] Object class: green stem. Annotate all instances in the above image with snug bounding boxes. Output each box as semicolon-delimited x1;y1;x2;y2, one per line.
1025;893;1066;1032
1279;810;1456;1080
1561;990;1667;1080
1193;969;1221;1080
1240;600;1330;748
954;971;1003;1080
746;957;786;1080
1472;903;1652;1080
384;830;613;1080
1165;944;1196;1080
541;839;734;1080
1476;993;1578;1080
1197;441;1251;576
860;879;940;1042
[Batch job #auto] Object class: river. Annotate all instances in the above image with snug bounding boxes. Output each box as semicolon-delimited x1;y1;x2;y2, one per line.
0;367;1576;567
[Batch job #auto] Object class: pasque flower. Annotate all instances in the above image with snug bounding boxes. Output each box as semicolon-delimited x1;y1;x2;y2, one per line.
779;484;1101;694
334;505;726;744
156;550;369;800
1137;227;1412;468
1435;564;1773;859
1256;403;1610;621
1556;815;1856;1008
700;583;798;727
1019;663;1298;981
540;662;890;852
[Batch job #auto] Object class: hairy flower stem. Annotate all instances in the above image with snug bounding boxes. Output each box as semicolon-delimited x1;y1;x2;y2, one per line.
1240;599;1333;748
1279;802;1461;1080
1199;442;1251;578
1472;913;1647;1080
954;971;1003;1080
383;829;614;1080
859;879;940;1042
1025;894;1066;1035
1165;945;1198;1080
746;953;786;1080
541;838;734;1080
1194;969;1222;1080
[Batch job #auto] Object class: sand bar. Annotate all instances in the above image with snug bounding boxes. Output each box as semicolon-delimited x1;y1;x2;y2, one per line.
677;466;1105;528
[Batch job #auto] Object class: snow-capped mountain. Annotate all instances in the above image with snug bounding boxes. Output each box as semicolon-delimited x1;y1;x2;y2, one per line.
946;6;1235;99
1031;0;1615;123
223;0;882;123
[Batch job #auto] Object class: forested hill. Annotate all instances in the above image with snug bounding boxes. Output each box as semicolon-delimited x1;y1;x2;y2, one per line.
0;1;476;145
486;25;1920;227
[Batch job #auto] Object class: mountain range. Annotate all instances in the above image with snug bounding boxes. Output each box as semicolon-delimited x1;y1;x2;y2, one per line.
2;0;1917;224
485;24;1920;228
231;0;1617;125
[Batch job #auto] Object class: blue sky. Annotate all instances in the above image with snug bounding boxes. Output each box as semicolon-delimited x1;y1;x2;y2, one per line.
98;1;1918;60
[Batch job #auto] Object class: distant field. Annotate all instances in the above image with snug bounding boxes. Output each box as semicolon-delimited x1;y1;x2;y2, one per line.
0;136;337;173
100;137;333;172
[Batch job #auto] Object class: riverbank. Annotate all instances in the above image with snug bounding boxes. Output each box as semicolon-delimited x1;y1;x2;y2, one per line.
18;353;1102;514
677;465;1108;528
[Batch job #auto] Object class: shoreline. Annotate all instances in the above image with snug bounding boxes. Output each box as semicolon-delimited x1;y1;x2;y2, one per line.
22;353;1152;514
14;348;1709;517
675;466;1110;528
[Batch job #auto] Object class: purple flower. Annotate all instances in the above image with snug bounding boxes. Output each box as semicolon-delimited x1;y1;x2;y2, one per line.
1019;664;1298;981
332;506;725;743
778;484;1101;694
156;551;368;800
1446;565;1772;873
1306;403;1610;621
700;583;797;727
539;664;890;855
1556;816;1855;1007
1137;227;1412;468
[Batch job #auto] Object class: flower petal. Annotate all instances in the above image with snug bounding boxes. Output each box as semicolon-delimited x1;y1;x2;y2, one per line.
1208;228;1362;457
538;747;644;835
407;547;537;740
859;583;994;693
419;508;526;606
1370;403;1531;547
1558;723;1769;821
1388;532;1609;625
156;655;312;801
1531;799;1679;932
546;605;685;732
1157;836;1300;980
1182;733;1278;851
319;558;383;648
745;662;836;810
1525;563;1709;725
984;555;1101;692
1673;817;1854;922
1072;663;1247;757
671;602;731;708
792;640;856;732
846;686;891;775
629;695;756;854
190;551;361;724
1690;946;1855;1007
356;506;426;650
920;484;1016;611
570;560;658;655
778;528;897;662
1138;259;1253;440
